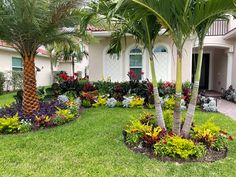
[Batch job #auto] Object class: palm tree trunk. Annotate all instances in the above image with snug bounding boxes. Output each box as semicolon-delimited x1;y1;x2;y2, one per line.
50;56;54;83
173;52;182;135
22;56;40;115
182;46;203;137
150;56;166;129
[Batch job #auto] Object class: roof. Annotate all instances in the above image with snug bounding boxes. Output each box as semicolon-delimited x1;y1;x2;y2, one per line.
0;40;48;56
86;25;106;32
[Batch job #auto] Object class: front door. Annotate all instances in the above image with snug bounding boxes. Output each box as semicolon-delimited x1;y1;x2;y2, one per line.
192;53;210;90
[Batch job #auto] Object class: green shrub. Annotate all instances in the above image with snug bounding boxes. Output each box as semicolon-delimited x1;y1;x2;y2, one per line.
139;112;156;125
10;71;23;91
154;135;206;159
191;121;221;147
164;96;175;110
0;72;5;95
0;114;19;134
164;110;174;131
19;120;32;133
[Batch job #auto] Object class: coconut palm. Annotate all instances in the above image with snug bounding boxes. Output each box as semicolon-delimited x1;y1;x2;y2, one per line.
0;0;83;115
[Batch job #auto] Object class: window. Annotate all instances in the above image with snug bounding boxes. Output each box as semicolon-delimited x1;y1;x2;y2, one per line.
12;57;23;71
129;48;143;80
154;46;168;53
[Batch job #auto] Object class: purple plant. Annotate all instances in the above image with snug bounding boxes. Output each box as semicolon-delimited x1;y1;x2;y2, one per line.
0;101;66;121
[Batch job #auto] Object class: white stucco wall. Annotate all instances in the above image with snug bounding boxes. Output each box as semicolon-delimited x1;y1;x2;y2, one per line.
88;34;193;83
0;47;51;88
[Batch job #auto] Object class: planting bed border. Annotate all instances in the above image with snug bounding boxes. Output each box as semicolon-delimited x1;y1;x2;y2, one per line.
123;131;228;163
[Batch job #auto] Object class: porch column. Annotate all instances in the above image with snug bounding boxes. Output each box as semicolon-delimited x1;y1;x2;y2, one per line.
227;52;233;88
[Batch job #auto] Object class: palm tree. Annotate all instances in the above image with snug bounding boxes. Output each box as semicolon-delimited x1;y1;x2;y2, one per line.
89;1;166;128
182;0;236;137
54;39;87;78
0;0;82;115
125;0;236;135
128;0;193;135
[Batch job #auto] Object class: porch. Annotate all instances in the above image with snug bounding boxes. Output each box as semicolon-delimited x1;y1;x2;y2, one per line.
192;46;233;93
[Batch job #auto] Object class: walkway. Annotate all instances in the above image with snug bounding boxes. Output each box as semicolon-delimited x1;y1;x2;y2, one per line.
218;99;236;121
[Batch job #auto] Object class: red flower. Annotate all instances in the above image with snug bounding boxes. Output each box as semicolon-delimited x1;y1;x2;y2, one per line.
129;70;134;74
141;72;144;75
74;73;78;76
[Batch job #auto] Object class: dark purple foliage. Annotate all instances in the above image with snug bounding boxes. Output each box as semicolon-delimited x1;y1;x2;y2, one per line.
0;101;66;121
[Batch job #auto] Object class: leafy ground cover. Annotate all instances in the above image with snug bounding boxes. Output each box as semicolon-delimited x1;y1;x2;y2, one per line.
0;107;235;177
0;92;16;107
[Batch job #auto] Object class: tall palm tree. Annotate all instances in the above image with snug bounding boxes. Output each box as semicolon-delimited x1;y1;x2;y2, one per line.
182;0;236;137
0;0;82;115
89;0;166;128
125;0;236;135
128;0;193;135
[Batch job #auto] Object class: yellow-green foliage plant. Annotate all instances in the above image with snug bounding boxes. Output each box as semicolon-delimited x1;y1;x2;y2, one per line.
129;96;144;108
0;114;19;134
154;135;206;159
164;96;175;110
92;96;107;107
56;108;75;122
191;121;221;147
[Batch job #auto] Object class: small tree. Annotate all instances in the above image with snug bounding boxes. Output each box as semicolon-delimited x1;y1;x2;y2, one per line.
0;0;83;115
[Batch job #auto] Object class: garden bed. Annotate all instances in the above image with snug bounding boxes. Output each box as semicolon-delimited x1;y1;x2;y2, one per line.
122;112;233;163
123;131;228;163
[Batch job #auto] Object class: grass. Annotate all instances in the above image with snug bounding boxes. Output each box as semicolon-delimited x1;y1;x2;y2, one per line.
0;92;16;107
0;107;235;177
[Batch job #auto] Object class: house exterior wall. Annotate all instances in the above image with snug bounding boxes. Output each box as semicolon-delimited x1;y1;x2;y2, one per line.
213;48;228;92
88;35;193;82
0;48;51;87
232;43;236;89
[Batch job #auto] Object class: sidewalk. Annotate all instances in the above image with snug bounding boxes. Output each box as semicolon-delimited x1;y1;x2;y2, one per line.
218;99;236;121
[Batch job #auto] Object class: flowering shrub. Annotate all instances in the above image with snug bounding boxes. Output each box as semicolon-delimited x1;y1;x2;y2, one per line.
58;95;69;104
200;96;217;112
158;80;175;97
54;71;79;83
222;85;236;103
107;98;117;108
127;70;144;81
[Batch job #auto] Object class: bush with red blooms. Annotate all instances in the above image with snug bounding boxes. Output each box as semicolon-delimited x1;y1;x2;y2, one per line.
55;71;80;83
128;70;144;81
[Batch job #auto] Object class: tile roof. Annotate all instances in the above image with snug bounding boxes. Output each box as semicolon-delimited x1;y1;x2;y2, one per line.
87;24;106;32
0;40;48;56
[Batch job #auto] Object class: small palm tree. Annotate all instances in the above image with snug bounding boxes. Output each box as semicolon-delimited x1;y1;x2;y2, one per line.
54;39;87;78
0;0;82;115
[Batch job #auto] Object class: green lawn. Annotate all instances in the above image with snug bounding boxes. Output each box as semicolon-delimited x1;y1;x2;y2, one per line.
0;92;16;107
0;107;235;177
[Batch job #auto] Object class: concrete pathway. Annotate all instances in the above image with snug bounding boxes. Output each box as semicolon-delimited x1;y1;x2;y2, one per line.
218;99;236;121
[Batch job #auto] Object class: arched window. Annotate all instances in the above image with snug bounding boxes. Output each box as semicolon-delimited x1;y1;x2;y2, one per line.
153;45;170;81
154;46;168;53
129;48;143;80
